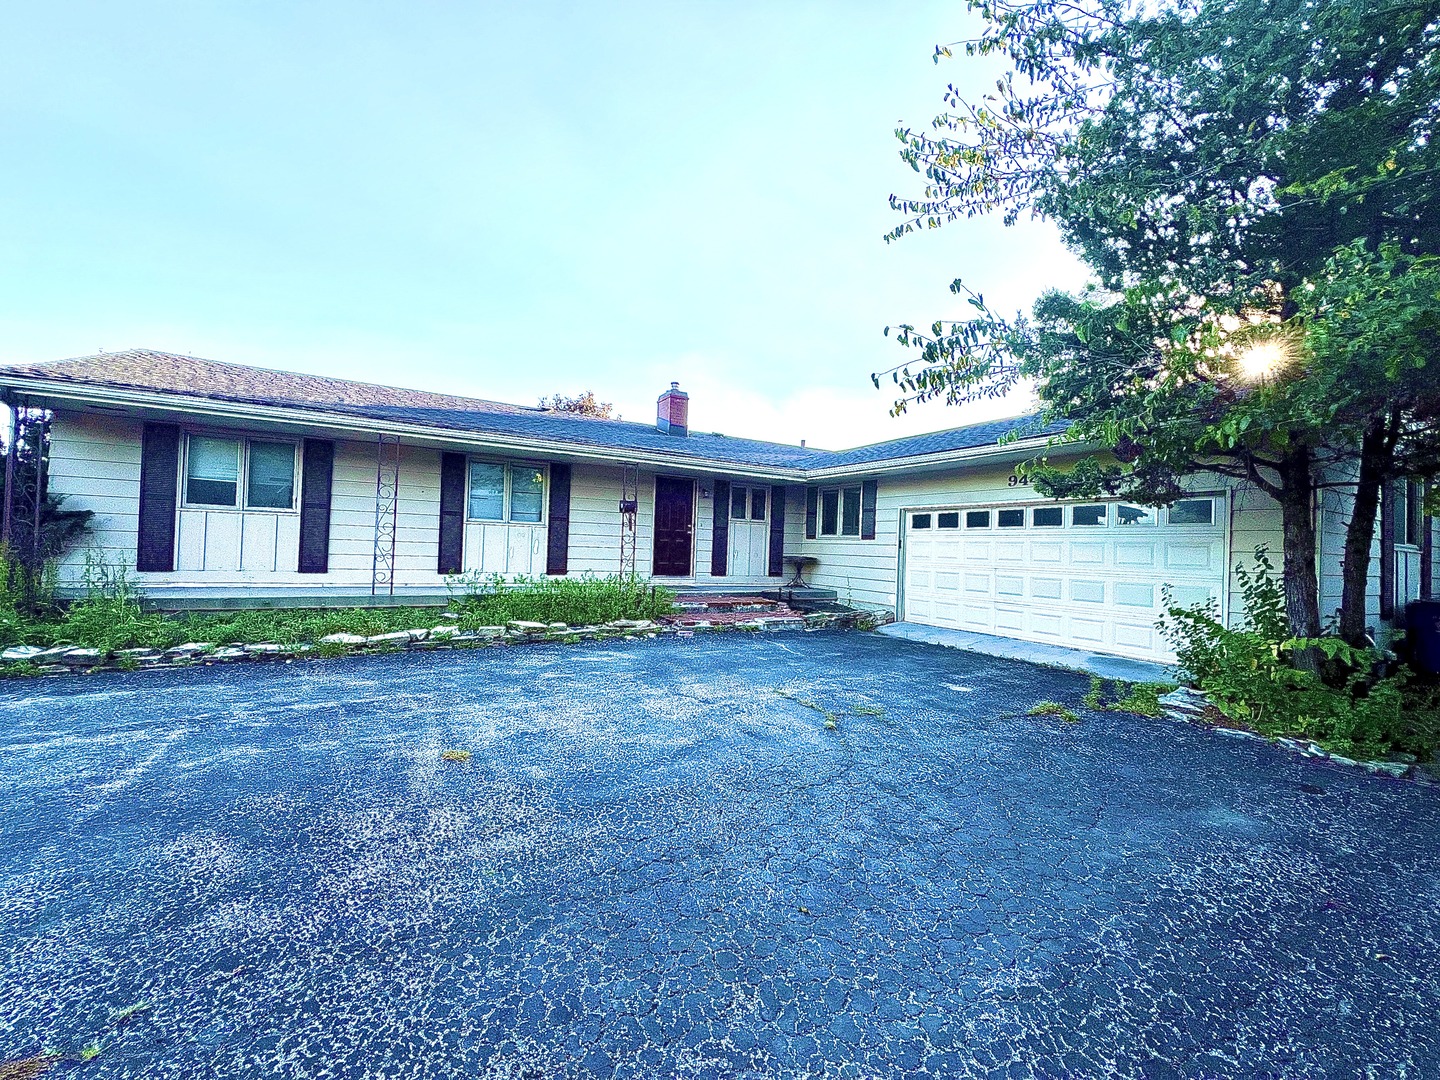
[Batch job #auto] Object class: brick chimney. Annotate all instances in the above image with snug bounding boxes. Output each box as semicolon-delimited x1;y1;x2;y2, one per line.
656;381;689;436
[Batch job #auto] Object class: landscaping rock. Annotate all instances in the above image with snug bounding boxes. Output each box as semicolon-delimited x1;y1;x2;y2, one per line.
1364;760;1412;779
320;633;367;645
58;648;107;666
607;619;653;629
2;645;45;661
365;631;413;646
167;642;214;656
210;647;247;660
1158;686;1210;717
507;621;549;633
404;629;430;642
244;643;288;654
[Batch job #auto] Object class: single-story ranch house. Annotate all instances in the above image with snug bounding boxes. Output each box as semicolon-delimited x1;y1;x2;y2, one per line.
0;349;1434;664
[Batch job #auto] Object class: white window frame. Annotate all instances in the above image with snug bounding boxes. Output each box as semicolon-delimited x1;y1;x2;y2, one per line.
729;485;767;522
465;459;548;524
181;432;299;513
818;485;863;538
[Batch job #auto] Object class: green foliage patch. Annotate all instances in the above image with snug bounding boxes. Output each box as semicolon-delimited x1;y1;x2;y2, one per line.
1162;550;1440;759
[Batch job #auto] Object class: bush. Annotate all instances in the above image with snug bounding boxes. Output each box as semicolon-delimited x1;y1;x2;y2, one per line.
445;573;674;626
1162;548;1440;759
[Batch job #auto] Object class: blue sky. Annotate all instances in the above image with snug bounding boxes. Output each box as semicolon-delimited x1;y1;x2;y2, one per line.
1;1;1083;450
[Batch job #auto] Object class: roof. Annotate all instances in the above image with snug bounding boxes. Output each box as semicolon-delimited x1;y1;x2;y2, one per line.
0;349;1064;474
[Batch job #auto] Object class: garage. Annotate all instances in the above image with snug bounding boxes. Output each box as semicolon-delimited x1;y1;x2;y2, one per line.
900;495;1228;663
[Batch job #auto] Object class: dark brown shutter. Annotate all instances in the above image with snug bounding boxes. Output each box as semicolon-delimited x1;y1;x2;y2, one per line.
546;463;571;575
136;422;180;572
860;478;878;540
297;439;334;573
1422;481;1434;601
805;487;818;539
768;485;786;576
711;479;730;577
1380;481;1396;619
437;452;467;575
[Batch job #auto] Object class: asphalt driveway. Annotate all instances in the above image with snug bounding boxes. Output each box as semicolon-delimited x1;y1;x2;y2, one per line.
1;630;1437;1078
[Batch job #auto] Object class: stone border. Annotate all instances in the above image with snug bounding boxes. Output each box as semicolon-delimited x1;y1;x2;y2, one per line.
1157;686;1435;785
0;610;868;680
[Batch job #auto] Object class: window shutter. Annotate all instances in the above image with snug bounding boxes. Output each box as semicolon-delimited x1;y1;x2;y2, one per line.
860;478;878;540
546;463;572;575
711;479;730;577
805;488;818;539
437;452;467;575
1380;480;1396;619
768;485;786;577
136;422;180;572
1422;480;1434;601
297;439;334;574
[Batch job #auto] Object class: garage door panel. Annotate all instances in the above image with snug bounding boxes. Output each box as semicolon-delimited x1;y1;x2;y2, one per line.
903;496;1226;663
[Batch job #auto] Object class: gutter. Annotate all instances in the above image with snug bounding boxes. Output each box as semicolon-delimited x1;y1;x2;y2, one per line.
0;374;1071;483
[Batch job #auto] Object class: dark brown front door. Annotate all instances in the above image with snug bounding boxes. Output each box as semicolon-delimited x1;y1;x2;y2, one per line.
652;476;695;576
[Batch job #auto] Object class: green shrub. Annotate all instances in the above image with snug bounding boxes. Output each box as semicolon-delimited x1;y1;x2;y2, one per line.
1161;547;1440;759
445;573;674;626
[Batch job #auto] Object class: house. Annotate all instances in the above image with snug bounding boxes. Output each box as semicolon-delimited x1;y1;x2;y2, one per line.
0;349;1434;664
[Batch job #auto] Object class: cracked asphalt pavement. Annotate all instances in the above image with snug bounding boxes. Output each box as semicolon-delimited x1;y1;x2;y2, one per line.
1;629;1438;1078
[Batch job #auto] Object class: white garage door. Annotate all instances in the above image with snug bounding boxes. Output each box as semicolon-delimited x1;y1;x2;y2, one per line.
901;496;1227;663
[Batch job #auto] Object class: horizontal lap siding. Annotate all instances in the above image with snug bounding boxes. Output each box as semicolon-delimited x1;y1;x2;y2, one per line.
49;411;143;581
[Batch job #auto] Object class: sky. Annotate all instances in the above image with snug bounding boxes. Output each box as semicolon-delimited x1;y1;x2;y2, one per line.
0;1;1086;451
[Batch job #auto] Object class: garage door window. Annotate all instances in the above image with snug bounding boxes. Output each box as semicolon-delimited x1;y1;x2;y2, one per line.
1072;504;1107;527
998;509;1024;528
912;513;932;529
1118;503;1156;526
1032;507;1063;527
1170;498;1215;526
938;512;959;529
965;510;990;529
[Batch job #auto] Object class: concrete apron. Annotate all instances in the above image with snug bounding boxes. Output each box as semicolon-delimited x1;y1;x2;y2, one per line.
877;621;1175;683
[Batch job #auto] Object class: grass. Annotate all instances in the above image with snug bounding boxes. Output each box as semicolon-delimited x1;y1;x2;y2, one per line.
0;574;675;654
440;750;472;763
1082;676;1178;717
775;687;843;731
1027;701;1081;723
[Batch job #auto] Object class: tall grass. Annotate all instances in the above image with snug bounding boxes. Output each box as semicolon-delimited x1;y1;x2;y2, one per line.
0;563;675;652
446;573;674;627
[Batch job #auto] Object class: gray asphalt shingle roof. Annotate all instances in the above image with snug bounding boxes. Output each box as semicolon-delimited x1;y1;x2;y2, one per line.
0;350;1062;472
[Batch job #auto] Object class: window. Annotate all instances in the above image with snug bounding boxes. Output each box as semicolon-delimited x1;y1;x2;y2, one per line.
1032;507;1063;527
510;466;545;523
841;487;861;535
911;513;932;529
965;510;991;529
247;441;296;509
997;509;1024;528
751;488;767;521
817;486;863;536
185;436;240;507
1399;481;1422;547
184;435;296;510
938;512;960;529
821;490;840;535
1072;504;1106;527
1170;498;1215;526
468;463;506;521
1117;503;1155;526
731;487;747;519
467;461;546;522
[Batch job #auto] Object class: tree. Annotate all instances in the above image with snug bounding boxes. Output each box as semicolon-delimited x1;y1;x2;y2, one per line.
1;407;92;614
539;391;616;418
881;0;1440;658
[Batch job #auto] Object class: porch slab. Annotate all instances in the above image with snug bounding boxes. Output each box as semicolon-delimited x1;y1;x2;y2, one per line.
877;620;1175;683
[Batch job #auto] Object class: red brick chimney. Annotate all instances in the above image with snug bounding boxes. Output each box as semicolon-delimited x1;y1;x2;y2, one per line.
656;382;688;436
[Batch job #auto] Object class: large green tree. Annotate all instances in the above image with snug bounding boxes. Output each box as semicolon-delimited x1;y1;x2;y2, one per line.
882;0;1440;657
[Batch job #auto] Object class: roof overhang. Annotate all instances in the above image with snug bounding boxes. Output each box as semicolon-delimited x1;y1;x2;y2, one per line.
0;374;1076;482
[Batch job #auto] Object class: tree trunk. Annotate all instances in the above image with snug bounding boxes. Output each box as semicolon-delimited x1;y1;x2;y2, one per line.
1277;445;1322;674
1338;419;1389;648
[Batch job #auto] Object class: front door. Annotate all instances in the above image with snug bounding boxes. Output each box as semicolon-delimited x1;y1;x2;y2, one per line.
652;476;695;576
